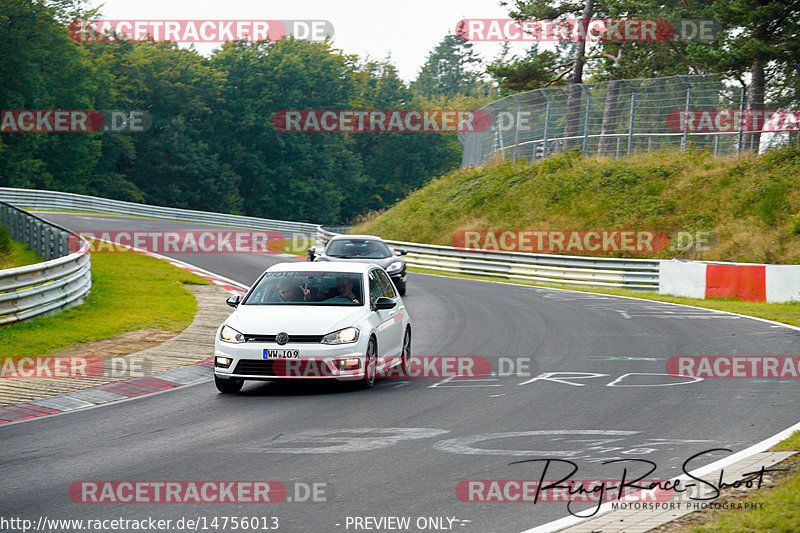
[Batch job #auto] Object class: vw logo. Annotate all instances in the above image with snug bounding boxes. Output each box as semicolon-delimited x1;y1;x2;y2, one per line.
276;332;289;345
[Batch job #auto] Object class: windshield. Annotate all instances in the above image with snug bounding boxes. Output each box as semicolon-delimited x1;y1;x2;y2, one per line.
243;271;364;306
326;239;392;259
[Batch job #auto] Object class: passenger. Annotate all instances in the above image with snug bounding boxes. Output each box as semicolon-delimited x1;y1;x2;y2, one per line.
277;279;312;302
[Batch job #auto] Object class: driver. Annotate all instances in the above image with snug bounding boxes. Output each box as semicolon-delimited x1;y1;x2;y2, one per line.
333;277;360;304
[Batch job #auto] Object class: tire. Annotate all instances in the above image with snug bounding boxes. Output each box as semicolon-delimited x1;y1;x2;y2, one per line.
400;327;411;373
215;375;244;393
359;338;377;389
397;279;406;296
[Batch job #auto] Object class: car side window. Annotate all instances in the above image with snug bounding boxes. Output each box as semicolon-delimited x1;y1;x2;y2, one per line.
368;270;382;308
376;269;397;299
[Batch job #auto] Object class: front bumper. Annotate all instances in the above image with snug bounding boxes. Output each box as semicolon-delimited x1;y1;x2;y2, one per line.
214;341;367;381
388;269;406;283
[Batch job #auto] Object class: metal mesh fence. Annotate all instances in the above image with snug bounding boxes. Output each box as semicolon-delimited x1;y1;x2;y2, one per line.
459;74;798;167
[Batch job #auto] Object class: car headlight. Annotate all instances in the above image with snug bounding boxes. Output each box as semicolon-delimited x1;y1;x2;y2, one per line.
321;327;360;345
220;325;245;343
386;261;403;273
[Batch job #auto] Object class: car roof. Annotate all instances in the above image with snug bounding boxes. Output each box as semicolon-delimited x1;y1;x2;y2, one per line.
267;261;375;274
328;234;385;242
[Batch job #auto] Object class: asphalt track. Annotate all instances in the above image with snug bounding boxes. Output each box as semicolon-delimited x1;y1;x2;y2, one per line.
3;213;800;533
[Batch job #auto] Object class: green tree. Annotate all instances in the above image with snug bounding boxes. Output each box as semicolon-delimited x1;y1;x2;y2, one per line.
686;0;800;152
412;33;493;99
0;0;100;192
210;39;365;223
487;43;567;94
351;60;464;216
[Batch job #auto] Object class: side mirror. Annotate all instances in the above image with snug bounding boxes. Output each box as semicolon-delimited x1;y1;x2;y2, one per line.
374;297;396;310
226;295;241;308
307;246;317;262
394;248;408;256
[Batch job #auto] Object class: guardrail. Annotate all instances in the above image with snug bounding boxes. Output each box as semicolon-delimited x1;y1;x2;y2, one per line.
0;187;319;238
0;203;91;325
5;189;797;301
315;229;660;291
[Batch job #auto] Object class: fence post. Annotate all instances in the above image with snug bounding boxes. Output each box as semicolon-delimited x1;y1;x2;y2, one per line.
493;122;505;161
580;83;592;155
679;76;692;150
511;95;521;161
623;80;637;157
540;88;551;159
737;81;747;155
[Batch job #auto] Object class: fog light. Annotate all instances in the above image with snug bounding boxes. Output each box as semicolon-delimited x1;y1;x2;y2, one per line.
339;358;360;370
215;356;232;368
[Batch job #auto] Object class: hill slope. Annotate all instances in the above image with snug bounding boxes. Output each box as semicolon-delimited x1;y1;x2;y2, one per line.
353;147;800;264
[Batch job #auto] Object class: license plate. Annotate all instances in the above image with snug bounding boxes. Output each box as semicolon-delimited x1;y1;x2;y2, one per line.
264;349;300;359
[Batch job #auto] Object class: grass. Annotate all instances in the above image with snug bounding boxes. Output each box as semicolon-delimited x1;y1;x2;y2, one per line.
0;247;210;358
773;431;800;453
0;227;43;269
682;431;800;532
354;146;800;264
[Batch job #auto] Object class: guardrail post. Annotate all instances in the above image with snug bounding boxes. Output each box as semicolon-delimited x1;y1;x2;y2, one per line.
44;227;52;259
24;215;31;249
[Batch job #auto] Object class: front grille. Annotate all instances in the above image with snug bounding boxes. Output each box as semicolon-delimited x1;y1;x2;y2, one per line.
233;360;277;376
244;334;323;343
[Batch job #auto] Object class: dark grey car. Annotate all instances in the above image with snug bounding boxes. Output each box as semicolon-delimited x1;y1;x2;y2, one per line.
308;235;408;295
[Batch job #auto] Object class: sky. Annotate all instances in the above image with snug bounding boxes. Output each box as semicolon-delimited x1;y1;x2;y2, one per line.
87;0;522;81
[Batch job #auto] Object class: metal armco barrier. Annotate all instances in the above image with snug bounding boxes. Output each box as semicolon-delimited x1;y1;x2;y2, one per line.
4;189;798;302
316;229;660;291
0;203;91;325
0;187;319;238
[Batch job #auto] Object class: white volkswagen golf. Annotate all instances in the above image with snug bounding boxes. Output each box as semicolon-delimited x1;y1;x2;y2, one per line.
213;262;411;393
